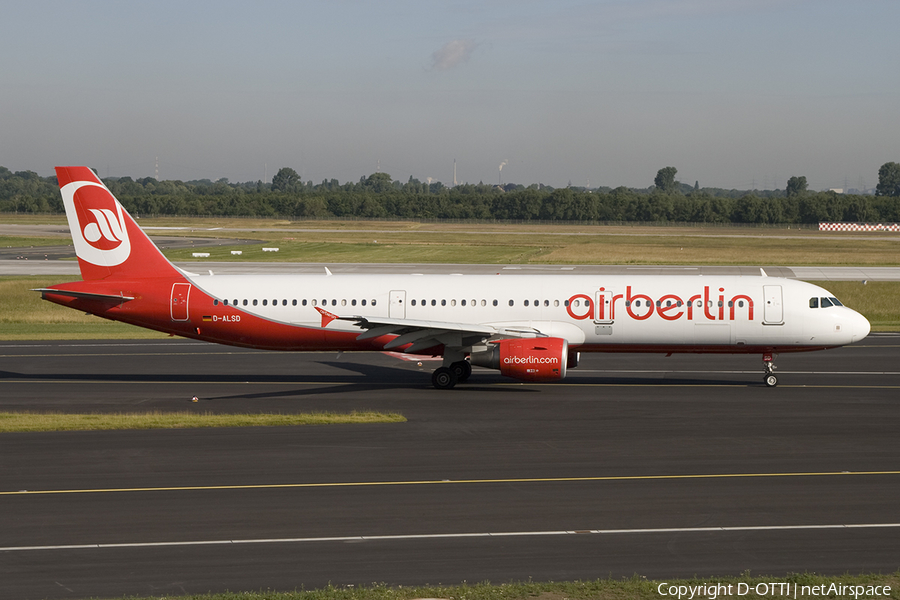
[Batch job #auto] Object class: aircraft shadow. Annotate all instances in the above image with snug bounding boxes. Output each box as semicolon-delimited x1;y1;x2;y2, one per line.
0;364;759;404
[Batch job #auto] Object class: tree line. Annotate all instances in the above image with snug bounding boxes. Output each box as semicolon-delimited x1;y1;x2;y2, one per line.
2;163;899;224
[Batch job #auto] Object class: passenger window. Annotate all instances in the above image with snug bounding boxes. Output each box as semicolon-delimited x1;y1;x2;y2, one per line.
493;299;498;306
524;300;530;307
509;300;514;306
372;299;376;306
361;299;366;306
534;299;539;307
292;299;297;306
544;300;549;307
472;299;477;307
451;299;456;306
233;299;238;306
263;299;267;306
461;299;466;306
341;299;347;306
301;299;306;306
312;299;317;307
253;299;258;306
432;299;437;306
283;299;288;306
554;300;559;307
441;299;447;306
820;297;833;308
410;299;415;306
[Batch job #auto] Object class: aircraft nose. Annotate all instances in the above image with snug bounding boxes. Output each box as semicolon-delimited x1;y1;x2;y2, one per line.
849;309;870;342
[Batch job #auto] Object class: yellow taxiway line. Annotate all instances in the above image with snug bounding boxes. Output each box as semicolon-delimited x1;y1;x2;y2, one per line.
3;469;899;497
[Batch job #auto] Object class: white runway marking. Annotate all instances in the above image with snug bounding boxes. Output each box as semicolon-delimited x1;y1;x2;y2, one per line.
3;523;899;553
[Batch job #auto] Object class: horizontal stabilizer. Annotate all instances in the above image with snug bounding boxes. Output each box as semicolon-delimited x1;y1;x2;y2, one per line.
33;288;135;302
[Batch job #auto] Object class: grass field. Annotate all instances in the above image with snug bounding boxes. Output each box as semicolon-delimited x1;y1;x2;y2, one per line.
158;228;900;266
42;574;900;600
5;215;900;266
0;411;405;432
1;235;71;247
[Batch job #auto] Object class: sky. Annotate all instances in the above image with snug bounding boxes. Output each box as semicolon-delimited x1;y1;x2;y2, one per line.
1;0;898;191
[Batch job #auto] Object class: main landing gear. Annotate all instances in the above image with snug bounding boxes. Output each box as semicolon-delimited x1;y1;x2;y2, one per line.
762;352;778;387
431;360;471;389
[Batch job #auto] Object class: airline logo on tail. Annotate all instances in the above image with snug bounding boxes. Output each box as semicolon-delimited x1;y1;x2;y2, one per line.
60;179;131;267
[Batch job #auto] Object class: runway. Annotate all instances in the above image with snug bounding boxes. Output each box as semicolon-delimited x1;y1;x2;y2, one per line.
7;258;900;281
1;337;899;598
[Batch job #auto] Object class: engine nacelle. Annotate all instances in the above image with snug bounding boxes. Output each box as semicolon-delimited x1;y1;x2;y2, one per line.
470;337;568;382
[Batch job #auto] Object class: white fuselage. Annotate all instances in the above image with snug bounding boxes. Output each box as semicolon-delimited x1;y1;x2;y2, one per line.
189;273;870;352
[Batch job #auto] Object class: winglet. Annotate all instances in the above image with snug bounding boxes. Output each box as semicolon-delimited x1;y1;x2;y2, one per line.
315;306;339;327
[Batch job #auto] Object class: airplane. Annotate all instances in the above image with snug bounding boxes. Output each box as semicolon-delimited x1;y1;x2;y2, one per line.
36;166;871;389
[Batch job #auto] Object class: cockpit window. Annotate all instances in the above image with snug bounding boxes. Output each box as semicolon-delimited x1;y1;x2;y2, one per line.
809;297;818;308
830;297;843;306
820;297;834;308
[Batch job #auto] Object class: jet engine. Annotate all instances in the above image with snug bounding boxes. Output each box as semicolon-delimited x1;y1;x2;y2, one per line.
470;337;568;382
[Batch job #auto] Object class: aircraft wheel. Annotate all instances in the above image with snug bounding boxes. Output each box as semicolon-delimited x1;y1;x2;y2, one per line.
764;374;778;387
432;367;458;390
450;360;472;383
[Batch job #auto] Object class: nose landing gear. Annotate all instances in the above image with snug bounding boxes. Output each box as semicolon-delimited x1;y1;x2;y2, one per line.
763;352;778;387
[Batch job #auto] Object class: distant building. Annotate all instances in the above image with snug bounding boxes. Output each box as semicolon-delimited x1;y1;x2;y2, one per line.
828;188;844;194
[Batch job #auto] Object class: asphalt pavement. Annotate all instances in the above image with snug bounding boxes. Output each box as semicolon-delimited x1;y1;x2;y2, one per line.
1;337;899;599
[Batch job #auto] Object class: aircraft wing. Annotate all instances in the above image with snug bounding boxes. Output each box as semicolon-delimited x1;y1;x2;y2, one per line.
314;307;544;354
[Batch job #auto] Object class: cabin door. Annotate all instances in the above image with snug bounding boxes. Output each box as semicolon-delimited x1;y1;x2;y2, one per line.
170;283;191;322
763;285;783;324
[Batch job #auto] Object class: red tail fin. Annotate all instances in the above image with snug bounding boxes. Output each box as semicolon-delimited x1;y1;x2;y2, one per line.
56;166;182;281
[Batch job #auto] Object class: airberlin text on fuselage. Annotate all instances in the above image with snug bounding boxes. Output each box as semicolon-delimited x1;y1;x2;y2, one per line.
567;286;754;322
